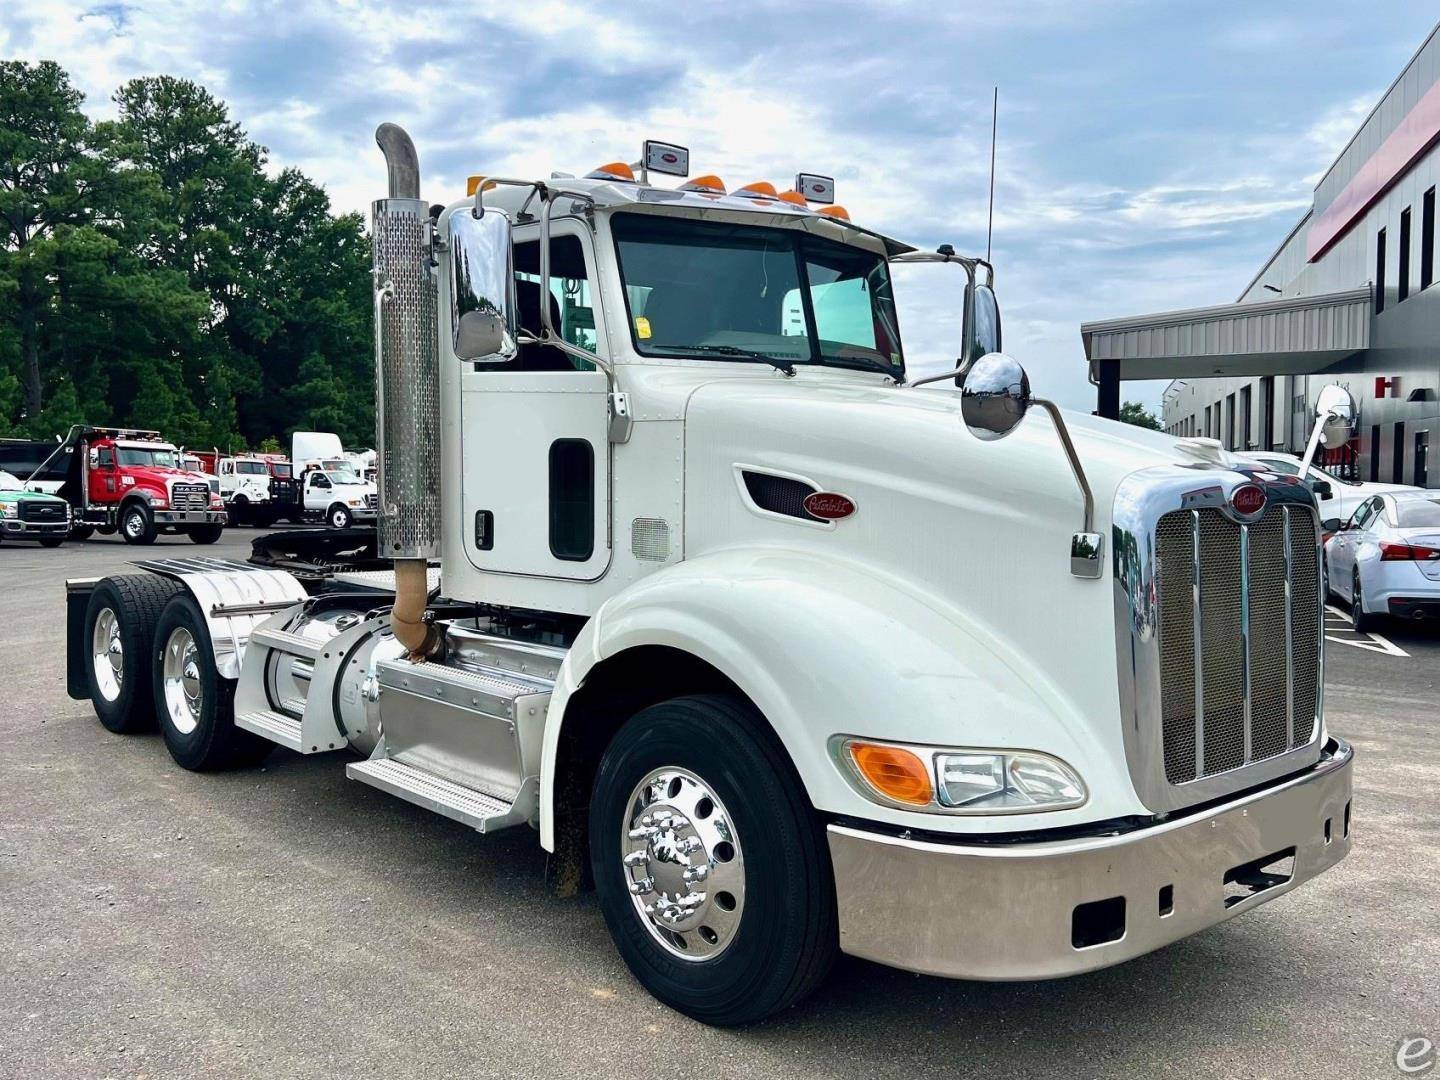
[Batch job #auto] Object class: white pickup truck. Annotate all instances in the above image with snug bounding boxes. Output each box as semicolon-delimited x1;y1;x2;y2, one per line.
63;126;1352;1026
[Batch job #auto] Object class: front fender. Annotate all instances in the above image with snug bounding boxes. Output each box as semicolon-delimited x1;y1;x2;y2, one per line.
540;547;1143;849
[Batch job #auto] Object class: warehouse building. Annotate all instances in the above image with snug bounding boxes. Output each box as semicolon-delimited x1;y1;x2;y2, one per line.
1081;22;1440;488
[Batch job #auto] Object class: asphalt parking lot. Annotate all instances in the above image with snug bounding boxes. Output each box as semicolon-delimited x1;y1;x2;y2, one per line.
2;529;1438;1079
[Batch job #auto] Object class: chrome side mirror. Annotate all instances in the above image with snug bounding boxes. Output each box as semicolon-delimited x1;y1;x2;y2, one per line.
449;208;519;363
960;351;1030;441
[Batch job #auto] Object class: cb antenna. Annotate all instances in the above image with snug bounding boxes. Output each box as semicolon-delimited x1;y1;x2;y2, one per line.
986;86;998;264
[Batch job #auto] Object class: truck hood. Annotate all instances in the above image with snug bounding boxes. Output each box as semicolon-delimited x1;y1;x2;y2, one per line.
127;466;214;486
681;374;1262;816
0;488;66;504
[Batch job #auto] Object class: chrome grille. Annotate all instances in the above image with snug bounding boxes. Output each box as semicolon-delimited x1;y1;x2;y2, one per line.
171;483;209;511
1154;505;1320;785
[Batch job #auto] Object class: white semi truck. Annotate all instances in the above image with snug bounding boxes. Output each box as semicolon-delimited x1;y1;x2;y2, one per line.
65;126;1353;1025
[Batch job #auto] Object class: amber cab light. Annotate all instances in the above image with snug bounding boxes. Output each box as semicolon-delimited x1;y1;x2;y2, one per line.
586;161;636;182
847;742;933;806
818;205;851;221
680;174;727;194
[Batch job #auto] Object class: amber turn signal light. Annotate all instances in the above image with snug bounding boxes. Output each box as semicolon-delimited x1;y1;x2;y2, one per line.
847;742;933;806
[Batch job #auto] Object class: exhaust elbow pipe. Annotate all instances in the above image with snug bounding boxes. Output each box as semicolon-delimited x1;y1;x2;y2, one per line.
373;123;442;659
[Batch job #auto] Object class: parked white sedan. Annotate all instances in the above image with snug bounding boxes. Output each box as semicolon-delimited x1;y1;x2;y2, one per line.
1238;450;1416;527
1324;491;1440;629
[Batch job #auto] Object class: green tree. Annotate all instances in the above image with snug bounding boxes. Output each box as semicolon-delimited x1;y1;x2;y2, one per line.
1119;401;1162;431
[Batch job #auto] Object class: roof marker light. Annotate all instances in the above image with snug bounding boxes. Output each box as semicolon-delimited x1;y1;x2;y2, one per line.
680;174;727;195
818;205;851;221
732;181;779;202
586;161;636;182
778;191;812;209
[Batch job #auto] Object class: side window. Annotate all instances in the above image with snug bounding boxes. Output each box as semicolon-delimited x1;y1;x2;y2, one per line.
96;447;115;469
1350;498;1377;530
497;236;598;373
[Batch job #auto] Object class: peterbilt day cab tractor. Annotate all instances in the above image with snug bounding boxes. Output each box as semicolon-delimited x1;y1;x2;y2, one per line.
65;126;1353;1025
33;426;227;544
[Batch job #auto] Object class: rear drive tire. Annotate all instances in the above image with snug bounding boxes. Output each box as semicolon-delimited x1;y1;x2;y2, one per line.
69;524;95;541
83;575;184;733
186;524;224;544
152;594;272;771
589;694;837;1026
120;502;158;545
40;537;64;548
328;504;353;529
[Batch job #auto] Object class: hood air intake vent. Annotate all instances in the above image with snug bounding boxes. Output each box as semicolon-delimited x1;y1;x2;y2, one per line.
742;470;821;522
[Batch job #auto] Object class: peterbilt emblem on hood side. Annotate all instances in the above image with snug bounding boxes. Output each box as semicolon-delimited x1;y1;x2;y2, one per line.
803;492;856;520
1230;484;1267;517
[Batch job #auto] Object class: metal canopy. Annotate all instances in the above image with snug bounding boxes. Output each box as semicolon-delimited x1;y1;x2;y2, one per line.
1081;286;1372;380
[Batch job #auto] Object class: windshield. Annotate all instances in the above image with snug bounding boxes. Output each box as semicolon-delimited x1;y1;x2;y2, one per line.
1394;497;1440;528
235;460;268;475
612;215;903;376
117;447;179;468
324;466;360;484
272;463;291;477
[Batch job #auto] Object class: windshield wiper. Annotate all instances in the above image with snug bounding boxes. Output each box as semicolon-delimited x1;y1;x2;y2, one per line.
823;354;902;381
664;344;797;376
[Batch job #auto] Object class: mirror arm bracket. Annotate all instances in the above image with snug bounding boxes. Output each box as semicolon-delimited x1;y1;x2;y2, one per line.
1033;397;1102;579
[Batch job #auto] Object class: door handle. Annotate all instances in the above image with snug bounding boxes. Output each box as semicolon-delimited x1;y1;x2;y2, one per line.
475;510;494;551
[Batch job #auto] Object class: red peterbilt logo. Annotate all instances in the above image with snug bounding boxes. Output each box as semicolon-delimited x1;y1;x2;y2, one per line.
1230;484;1267;516
803;491;856;520
661;152;678;164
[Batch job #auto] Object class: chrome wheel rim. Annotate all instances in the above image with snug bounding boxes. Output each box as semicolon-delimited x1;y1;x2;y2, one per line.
124;510;144;538
161;626;202;735
91;607;123;702
621;767;745;962
331;509;346;528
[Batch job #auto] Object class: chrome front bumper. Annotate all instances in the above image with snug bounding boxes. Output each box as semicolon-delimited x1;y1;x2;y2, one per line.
827;738;1353;980
155;510;227;525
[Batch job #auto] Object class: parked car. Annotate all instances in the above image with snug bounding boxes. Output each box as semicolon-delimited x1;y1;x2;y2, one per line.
0;469;71;547
1323;491;1440;628
1238;450;1416;529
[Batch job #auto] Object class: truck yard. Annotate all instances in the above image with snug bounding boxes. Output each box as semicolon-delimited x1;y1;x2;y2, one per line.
1;530;1437;1079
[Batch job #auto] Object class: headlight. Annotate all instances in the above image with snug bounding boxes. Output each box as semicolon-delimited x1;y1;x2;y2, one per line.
936;751;1086;811
839;738;1087;815
151;497;168;509
0;503;13;518
348;498;363;507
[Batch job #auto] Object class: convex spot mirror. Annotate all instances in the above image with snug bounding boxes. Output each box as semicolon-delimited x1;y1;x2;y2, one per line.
961;351;1030;441
1316;384;1356;450
450;207;519;364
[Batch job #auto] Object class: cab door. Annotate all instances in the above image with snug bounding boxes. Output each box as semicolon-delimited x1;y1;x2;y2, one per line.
456;220;611;581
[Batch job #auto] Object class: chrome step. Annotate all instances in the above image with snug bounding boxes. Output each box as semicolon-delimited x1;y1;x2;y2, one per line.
249;625;323;661
235;708;304;751
346;757;525;833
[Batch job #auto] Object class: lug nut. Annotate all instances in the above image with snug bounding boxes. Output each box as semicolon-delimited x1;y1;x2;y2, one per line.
629;878;654;895
682;865;709;883
623;850;650;867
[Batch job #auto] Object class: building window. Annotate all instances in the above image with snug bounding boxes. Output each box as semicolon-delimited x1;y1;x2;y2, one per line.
1376;227;1387;314
1394;422;1407;485
1370;424;1381;482
1424;188;1436;291
1399;207;1411;302
1416;430;1430;488
1240;385;1252;449
1225;394;1236;450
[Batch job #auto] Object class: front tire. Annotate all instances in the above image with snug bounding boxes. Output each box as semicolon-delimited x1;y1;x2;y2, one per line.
589;695;837;1026
328;504;353;529
186;523;224;544
152;594;272;771
120;502;158;545
39;537;64;548
69;524;95;541
83;575;184;733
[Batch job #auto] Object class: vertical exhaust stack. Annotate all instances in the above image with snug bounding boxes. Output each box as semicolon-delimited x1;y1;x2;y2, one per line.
373;123;443;658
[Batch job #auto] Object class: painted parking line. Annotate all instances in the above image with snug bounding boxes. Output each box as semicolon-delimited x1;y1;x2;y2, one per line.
1323;604;1410;656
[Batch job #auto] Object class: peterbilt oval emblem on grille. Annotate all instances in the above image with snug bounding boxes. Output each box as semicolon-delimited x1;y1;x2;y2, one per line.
803;491;856;520
1230;484;1267;516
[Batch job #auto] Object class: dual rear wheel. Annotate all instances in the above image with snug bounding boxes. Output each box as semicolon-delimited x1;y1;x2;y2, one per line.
83;576;270;768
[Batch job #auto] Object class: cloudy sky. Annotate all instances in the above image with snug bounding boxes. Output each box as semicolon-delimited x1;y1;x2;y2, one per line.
3;2;1436;411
